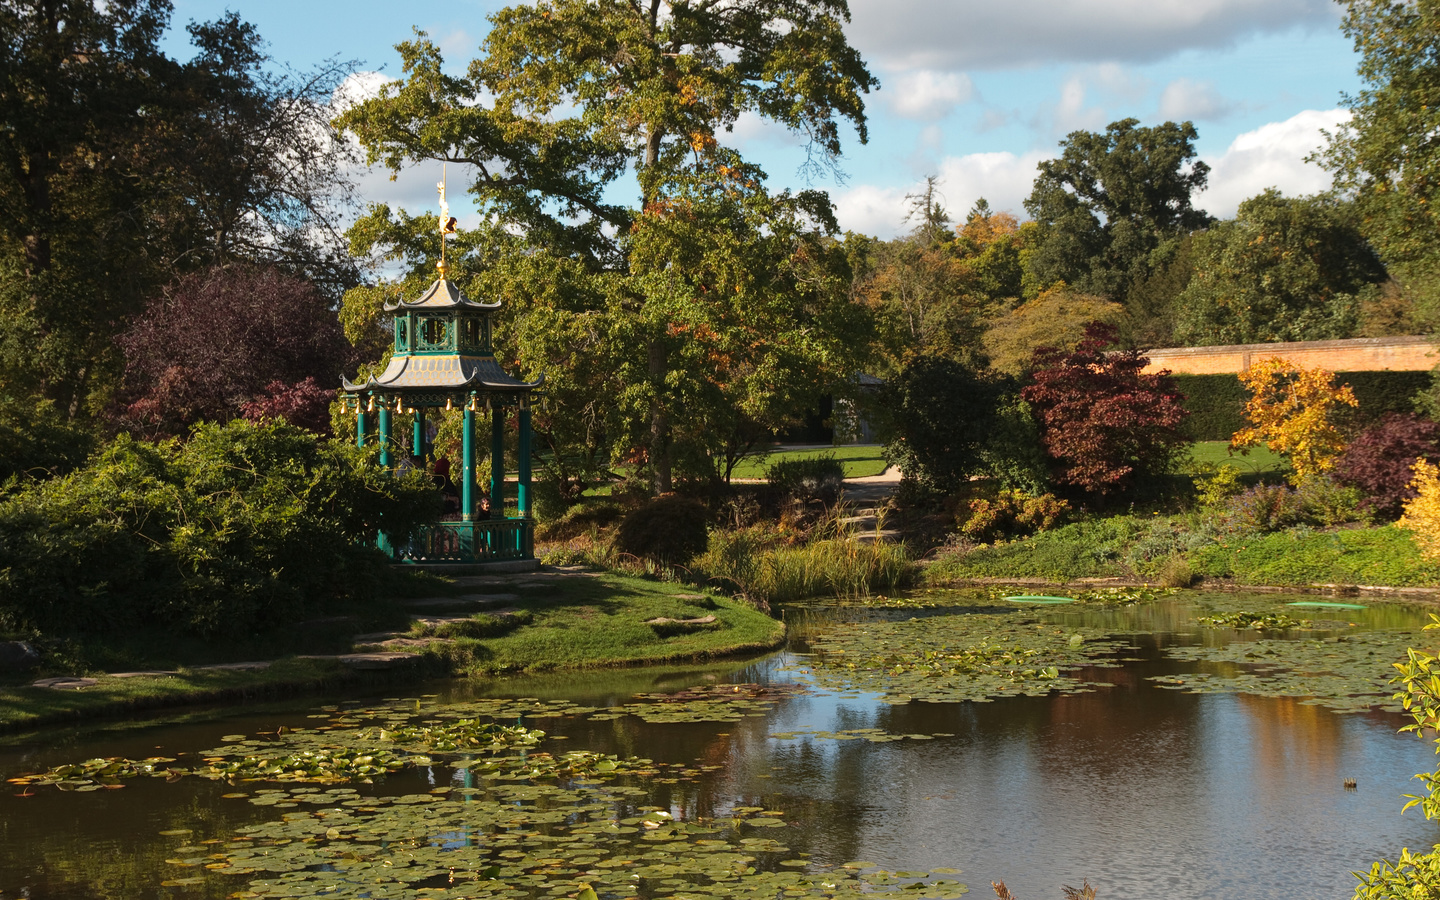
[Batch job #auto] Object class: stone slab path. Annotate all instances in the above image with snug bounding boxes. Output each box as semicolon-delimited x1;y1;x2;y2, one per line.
840;465;903;544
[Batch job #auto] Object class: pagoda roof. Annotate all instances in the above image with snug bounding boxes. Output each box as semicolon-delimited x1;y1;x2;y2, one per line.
382;278;502;312
343;353;543;394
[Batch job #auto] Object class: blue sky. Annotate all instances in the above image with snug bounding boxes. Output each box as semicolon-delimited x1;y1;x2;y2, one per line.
166;0;1363;238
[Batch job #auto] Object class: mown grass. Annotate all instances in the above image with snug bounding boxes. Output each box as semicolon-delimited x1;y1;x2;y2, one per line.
724;444;890;480
419;571;784;674
1188;441;1288;476
0;657;362;732
0;569;785;731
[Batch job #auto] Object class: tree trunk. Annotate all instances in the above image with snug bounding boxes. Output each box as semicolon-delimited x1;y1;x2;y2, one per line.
648;337;671;495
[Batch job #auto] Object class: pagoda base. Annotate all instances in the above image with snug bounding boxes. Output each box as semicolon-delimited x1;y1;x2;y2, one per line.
390;519;535;565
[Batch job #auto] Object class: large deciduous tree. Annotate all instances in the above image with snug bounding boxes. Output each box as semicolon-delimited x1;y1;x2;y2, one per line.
1173;190;1387;346
1021;322;1189;497
335;0;878;493
0;2;360;423
1322;0;1440;329
1023;119;1213;311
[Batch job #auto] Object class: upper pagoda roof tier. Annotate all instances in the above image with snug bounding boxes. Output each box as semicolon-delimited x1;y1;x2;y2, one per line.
382;278;502;312
342;354;543;394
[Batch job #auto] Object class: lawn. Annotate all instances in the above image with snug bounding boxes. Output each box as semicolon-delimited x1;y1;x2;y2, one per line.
727;444;890;480
1188;441;1288;476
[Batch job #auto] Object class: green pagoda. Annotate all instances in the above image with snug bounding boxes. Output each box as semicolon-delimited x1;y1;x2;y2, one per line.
342;249;542;564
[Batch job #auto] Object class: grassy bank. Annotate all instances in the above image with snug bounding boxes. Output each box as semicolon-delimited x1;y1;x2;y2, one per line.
0;569;784;732
924;515;1440;589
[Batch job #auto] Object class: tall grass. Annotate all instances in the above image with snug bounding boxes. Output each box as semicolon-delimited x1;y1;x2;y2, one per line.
696;527;914;604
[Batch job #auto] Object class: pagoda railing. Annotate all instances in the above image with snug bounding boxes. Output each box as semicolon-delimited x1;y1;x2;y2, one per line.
392;518;534;564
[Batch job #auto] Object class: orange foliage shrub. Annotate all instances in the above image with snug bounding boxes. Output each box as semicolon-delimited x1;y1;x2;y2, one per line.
1232;357;1358;485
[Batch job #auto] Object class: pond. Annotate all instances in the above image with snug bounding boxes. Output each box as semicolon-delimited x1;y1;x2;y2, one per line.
2;590;1439;900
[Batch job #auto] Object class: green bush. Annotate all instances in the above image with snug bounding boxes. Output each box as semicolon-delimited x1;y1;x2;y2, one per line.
766;455;846;506
0;420;439;637
614;495;710;565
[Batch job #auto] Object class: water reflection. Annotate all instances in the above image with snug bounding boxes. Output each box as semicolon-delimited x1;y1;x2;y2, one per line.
1;594;1438;900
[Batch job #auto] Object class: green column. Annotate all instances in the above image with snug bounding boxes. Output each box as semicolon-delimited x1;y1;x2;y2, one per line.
518;405;532;519
462;405;475;522
378;404;392;468
412;407;426;463
490;403;505;519
356;401;367;449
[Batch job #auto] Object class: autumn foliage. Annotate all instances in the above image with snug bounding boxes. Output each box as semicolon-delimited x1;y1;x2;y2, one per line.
1399;460;1440;561
1335;413;1440;519
116;266;352;437
1021;322;1189;496
1232;358;1358;484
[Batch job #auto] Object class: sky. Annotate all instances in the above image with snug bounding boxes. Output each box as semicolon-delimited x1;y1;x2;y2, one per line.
165;0;1363;239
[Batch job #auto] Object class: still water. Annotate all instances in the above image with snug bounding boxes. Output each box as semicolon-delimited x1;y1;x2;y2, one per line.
2;593;1439;900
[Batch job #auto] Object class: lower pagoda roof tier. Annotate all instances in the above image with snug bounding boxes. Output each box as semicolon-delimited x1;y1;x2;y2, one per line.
342;353;543;395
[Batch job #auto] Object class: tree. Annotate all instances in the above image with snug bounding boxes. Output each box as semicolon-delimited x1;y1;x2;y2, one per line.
1321;0;1440;330
853;196;1030;375
982;284;1124;376
335;1;878;493
0;3;360;422
1335;413;1440;519
1173;190;1386;346
1232;358;1359;485
115;266;353;437
1399;459;1440;561
1023;118;1213;306
874;357;1012;495
1021;322;1189;496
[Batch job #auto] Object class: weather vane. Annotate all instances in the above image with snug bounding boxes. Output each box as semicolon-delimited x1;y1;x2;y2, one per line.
437;164;458;277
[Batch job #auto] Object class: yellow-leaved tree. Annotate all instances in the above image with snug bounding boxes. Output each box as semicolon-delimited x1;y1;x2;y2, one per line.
1232;357;1358;485
1399;459;1440;561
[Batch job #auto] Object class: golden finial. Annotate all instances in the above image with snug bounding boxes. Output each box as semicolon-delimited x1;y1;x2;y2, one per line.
436;164;458;280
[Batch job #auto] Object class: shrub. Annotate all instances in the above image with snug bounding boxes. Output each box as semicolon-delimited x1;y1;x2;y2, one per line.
1022;322;1190;496
1213;483;1305;534
958;490;1069;543
1233;357;1358;485
614;495;710;565
1336;413;1440;520
1400;459;1440;562
1192;463;1245;507
0;421;439;638
874;357;1012;494
766;455;845;506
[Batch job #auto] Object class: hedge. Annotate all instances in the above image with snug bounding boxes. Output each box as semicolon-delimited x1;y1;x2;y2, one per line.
1174;371;1434;441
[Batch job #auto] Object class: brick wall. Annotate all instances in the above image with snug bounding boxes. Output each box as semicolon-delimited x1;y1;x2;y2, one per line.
1142;336;1438;375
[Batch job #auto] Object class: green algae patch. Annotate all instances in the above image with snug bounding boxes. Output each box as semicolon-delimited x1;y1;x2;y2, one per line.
1195;612;1311;631
796;613;1129;704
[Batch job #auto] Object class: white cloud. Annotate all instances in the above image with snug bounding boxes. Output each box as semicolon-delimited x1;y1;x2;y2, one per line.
1195;108;1347;216
1048;75;1108;135
1157;78;1236;121
887;70;975;120
332;70;392;111
849;0;1336;71
834;151;1048;237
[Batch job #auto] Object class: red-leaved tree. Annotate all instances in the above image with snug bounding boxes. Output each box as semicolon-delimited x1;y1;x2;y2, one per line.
116;266;352;436
1021;322;1189;496
1335;413;1440;520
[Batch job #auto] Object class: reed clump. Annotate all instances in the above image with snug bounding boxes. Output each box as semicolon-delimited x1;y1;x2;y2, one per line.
695;521;914;605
